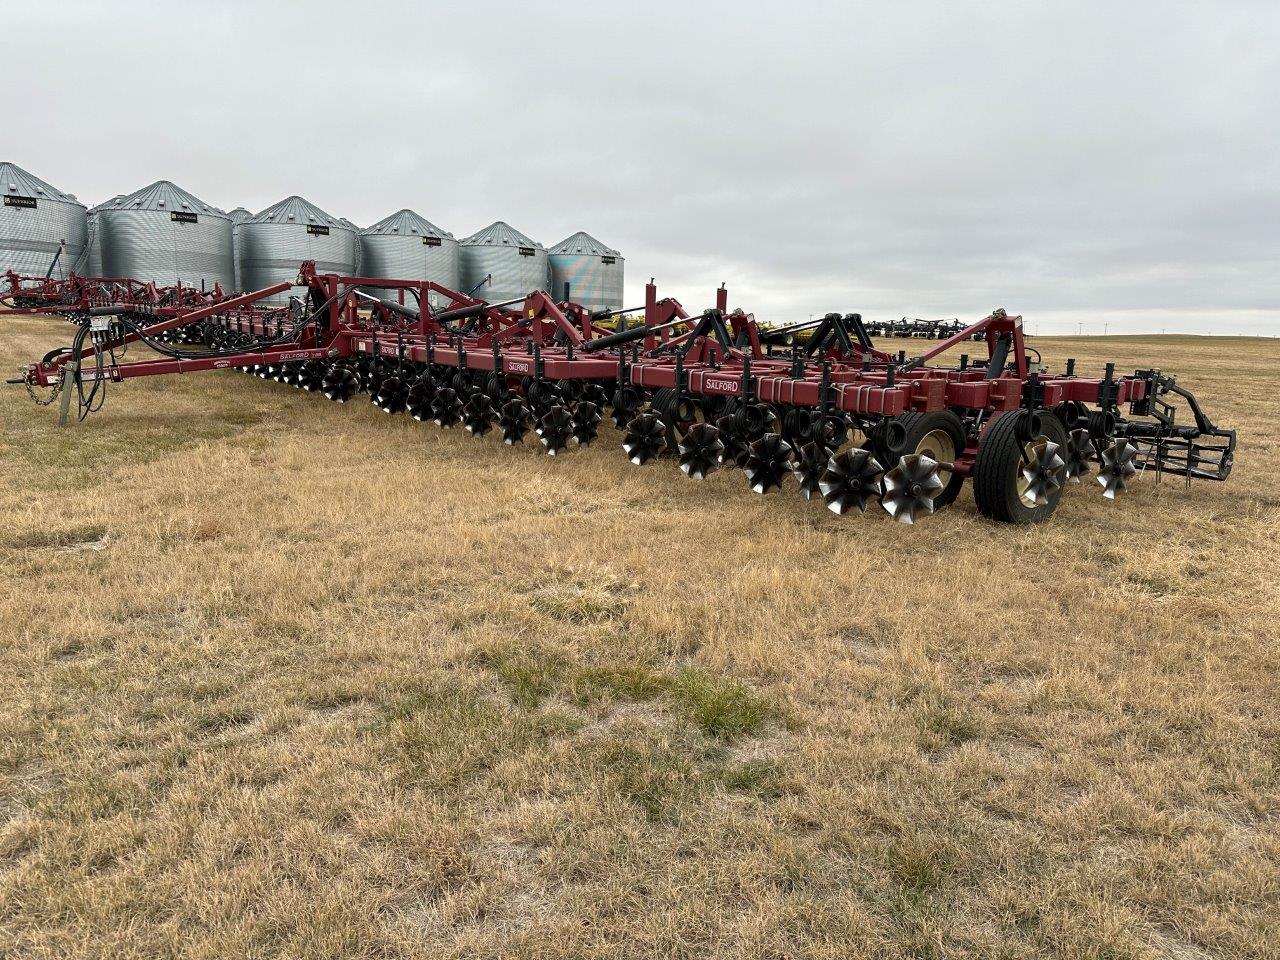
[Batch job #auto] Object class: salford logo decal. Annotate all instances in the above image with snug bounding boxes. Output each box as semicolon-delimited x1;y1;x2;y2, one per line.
279;351;309;361
214;360;230;369
507;361;531;374
704;377;741;393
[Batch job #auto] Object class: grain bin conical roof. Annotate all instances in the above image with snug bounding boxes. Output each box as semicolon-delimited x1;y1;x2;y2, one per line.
0;161;81;203
548;231;620;257
363;208;454;240
105;180;229;218
460;221;542;249
249;195;344;227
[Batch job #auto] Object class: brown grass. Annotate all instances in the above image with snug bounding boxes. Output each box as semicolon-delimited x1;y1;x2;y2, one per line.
1;314;1278;959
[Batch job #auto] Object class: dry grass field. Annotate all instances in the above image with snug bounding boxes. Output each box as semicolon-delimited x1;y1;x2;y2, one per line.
1;313;1278;959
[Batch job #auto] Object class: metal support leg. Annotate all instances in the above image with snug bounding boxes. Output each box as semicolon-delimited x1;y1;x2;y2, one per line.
57;361;78;427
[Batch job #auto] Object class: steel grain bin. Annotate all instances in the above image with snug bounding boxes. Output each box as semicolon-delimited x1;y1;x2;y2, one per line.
548;231;624;311
0;161;88;280
458;221;549;303
228;207;252;292
339;219;364;274
360;209;460;306
79;195;124;276
238;196;358;303
97;181;234;290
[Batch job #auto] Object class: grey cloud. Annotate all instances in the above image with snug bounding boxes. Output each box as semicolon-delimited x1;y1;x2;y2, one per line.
10;0;1278;333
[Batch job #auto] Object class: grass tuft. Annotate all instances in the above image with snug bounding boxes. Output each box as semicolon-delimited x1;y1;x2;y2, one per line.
670;668;774;739
473;645;566;709
530;589;628;624
888;838;950;905
568;663;668;704
715;758;785;798
915;699;986;751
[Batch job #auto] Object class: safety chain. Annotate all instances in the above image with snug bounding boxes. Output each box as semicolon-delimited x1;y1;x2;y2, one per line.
24;368;62;407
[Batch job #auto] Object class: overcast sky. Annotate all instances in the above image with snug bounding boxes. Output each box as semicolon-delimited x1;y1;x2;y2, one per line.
12;1;1279;334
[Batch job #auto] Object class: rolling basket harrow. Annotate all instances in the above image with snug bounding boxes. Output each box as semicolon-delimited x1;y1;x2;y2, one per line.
7;262;1236;524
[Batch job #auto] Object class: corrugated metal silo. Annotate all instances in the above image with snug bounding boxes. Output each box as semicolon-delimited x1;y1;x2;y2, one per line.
458;221;549;303
79;196;123;276
339;219;364;274
360;209;461;306
548;231;624;311
97;181;234;290
0;161;88;279
228;207;252;292
238;196;358;303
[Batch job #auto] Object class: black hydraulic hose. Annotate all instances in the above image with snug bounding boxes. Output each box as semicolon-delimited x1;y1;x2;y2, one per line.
354;290;422;321
113;313;308;362
108;281;345;361
87;292;321;358
580;317;689;353
69;322;108;420
435;296;526;323
53;299;322;418
591;304;646;321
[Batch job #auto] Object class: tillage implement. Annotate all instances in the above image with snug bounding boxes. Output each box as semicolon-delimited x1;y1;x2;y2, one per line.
8;263;1236;524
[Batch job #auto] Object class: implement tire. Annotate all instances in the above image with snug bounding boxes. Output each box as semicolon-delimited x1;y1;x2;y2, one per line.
973;411;1068;523
876;411;968;509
